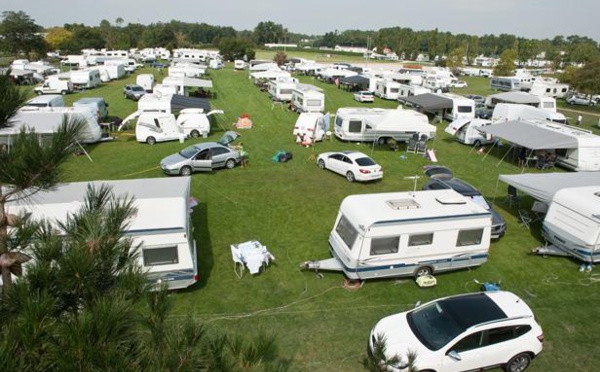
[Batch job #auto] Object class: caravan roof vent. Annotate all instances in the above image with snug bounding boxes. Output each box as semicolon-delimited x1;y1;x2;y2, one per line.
436;196;467;205
386;198;421;210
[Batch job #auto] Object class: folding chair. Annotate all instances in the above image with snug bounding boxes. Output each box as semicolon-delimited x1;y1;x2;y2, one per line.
518;209;533;229
406;133;419;153
230;245;245;279
416;137;428;155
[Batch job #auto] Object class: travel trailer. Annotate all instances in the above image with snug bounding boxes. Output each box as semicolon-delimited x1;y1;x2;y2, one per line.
73;97;110;121
485;91;557;112
538;122;600;171
292;112;330;141
61;55;88;68
98;64;125;80
333;107;436;144
133;109;223;144
5;177;199;290
445;118;495;146
234;60;248;70
33;79;73;95
491;103;566;124
291;87;325;113
136;73;155;92
490;76;521;91
302;189;493;280
2;106;103;145
539;186;600;264
267;78;298;102
70;69;101;90
526;81;570;99
23;95;65;108
374;80;401;100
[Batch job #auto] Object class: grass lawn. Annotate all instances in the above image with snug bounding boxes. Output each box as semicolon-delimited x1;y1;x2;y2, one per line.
54;63;600;371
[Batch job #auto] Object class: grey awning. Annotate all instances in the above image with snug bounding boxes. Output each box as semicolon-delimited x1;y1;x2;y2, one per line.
170;95;211;112
478;121;577;149
499;172;600;203
403;93;453;110
339;75;370;89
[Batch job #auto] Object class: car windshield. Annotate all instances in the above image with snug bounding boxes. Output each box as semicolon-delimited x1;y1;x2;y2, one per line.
469;195;490;210
179;146;199;159
132;86;145;91
407;301;465;351
355;157;376;166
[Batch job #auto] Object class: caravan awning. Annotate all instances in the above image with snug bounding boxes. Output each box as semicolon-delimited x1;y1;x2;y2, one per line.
339;75;370;89
162;76;213;89
170;95;211;112
403;93;453;110
498;172;600;204
487;92;541;105
478;121;577;149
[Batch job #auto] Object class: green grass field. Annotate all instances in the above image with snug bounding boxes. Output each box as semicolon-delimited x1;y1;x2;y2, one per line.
47;62;600;371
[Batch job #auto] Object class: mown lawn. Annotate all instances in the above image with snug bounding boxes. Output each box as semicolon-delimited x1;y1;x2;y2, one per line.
58;62;600;372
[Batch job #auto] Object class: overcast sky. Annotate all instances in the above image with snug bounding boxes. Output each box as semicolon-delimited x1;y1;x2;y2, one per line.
4;0;600;42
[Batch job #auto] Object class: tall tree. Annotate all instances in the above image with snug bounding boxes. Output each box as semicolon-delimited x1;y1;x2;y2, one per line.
253;21;285;45
446;47;466;75
493;48;518;76
0;11;46;59
570;59;600;101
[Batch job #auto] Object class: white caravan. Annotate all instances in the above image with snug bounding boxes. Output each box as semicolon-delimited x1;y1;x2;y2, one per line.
395;83;412;103
73;97;110;121
23;95;65;108
136;73;155;92
540;186;600;263
5;177;198;290
292;112;330;141
133;109;223;144
2;106;103;145
526;81;570;99
439;93;475;121
234;60;247;70
485;91;557;112
333;107;436;144
33;79;73;95
302;189;492;280
61;55;88;68
536;122;600;171
374;80;401;100
267;79;298;102
70;69;101;90
445;118;495;146
99;64;125;80
490;76;521;91
491;103;566;124
291;87;325;113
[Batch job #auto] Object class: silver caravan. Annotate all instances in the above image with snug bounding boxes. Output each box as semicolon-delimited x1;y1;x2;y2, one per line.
333;107;436;144
540;186;600;263
267;78;298;102
5;177;199;290
302;189;492;280
291;87;325;113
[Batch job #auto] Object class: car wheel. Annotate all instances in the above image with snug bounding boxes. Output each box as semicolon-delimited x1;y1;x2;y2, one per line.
318;159;326;169
225;158;236;169
146;136;156;145
190;130;200;138
36;90;43;95
414;266;433;278
377;137;388;145
179;166;192;177
504;353;532;372
61;90;67;95
346;171;355;182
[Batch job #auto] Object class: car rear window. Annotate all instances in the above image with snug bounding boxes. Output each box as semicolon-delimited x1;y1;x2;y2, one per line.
355;157;376;166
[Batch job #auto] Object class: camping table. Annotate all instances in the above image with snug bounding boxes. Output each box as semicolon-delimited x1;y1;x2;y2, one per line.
235;240;275;275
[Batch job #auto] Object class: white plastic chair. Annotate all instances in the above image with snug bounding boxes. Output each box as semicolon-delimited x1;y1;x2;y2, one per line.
230;245;244;279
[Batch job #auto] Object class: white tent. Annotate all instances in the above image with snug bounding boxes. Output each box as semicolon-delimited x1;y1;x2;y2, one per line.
498;172;600;204
161;76;213;96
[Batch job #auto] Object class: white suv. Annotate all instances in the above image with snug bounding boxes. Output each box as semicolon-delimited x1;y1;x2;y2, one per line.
368;291;543;372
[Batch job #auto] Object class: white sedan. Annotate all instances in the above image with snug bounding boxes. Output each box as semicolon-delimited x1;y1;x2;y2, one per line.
450;80;468;88
317;150;383;182
353;91;374;103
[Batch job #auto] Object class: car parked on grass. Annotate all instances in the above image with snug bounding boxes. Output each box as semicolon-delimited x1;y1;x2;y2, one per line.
450;80;468;88
160;132;241;176
353;90;375;103
465;94;485;104
369;291;544;372
566;94;597;106
123;84;147;101
423;165;506;239
317;150;383;182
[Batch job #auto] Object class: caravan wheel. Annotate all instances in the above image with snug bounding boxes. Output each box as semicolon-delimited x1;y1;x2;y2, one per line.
414;266;432;278
190;130;200;138
146;136;156;145
377;137;389;145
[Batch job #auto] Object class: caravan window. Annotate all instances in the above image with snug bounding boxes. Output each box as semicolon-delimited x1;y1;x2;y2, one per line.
335;215;358;250
457;106;472;113
307;99;321;107
143;246;179;266
370;236;400;255
348;120;362;133
456;229;484;246
409;233;434;247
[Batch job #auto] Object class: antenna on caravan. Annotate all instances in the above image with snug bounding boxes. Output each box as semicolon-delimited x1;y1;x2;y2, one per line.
404;175;421;196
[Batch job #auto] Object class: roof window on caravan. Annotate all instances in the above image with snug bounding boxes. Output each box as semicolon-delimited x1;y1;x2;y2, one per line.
435;196;466;205
386;198;421;210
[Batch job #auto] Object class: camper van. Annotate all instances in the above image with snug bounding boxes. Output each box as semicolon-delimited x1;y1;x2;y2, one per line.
23;95;65;108
491;103;566;124
73;97;110;121
292;112;330;141
33;79;73;95
302;189;492;280
136;74;155;92
70;69;101;90
268;79;298;102
3;106;103;145
5;177;199;290
333;107;436;144
374;80;401;100
445;118;495;146
291;88;325;113
541;186;600;264
133;109;223;144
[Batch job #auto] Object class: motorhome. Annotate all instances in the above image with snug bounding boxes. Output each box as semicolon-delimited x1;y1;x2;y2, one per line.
33;79;73;95
267;78;298;102
70;69;101;90
491;103;566;124
333;107;436;144
490;76;521;91
132;109;223;144
73;97;110;121
302;189;492;280
540;186;600;263
445;118;495;146
374;80;401;100
136;73;155;92
5;177;199;290
485;91;557;112
2;106;103;145
291;87;325;113
292;112;330;141
23;94;65;108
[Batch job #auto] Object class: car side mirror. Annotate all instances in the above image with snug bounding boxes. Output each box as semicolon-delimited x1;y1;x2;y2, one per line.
447;350;462;361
